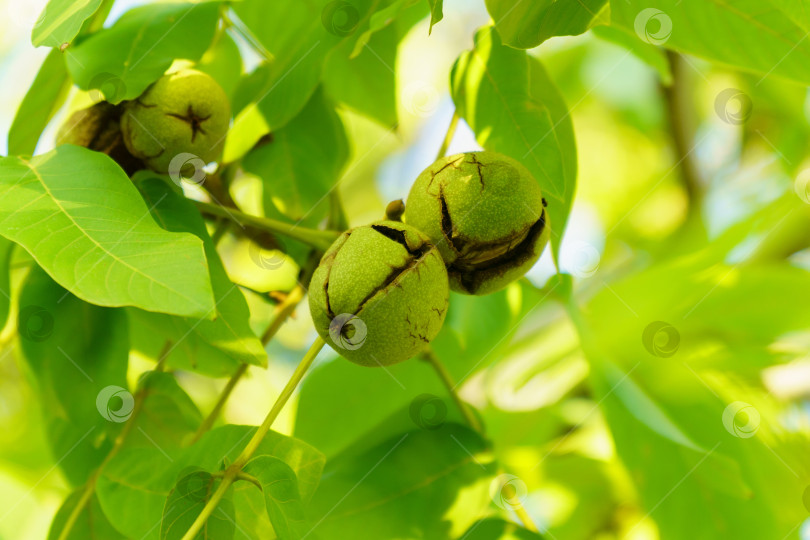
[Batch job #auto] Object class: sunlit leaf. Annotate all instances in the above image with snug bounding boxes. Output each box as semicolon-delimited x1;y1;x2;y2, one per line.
485;0;609;48
32;0;103;48
8;48;70;156
0;146;215;318
427;0;443;33
612;0;810;85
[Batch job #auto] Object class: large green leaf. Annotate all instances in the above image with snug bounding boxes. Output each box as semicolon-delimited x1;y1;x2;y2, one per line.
611;0;810;85
66;2;221;103
48;489;125;540
19;267;129;486
32;0;103;48
243;455;309;539
8;48;70;156
451;26;575;262
243;88;348;222
97;425;324;540
485;0;609;48
308;423;496;539
0;146;215;318
130;176;266;376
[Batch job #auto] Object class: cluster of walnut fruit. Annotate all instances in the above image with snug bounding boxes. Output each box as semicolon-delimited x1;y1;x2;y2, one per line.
60;70;550;367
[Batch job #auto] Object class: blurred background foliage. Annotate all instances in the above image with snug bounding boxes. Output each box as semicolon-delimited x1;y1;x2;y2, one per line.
2;0;810;539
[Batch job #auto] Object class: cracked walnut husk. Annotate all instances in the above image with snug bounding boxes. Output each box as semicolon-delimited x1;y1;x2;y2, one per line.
121;69;231;174
308;221;449;367
404;151;551;295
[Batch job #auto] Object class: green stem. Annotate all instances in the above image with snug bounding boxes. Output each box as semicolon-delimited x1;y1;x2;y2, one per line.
179;337;325;540
210;218;230;246
512;503;540;533
194;200;340;251
260;284;306;343
57;341;172;540
436;111;460;161
423;349;483;433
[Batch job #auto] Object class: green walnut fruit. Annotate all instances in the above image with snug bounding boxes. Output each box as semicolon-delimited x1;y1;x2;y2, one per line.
121;69;230;174
404;151;550;295
309;221;449;367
